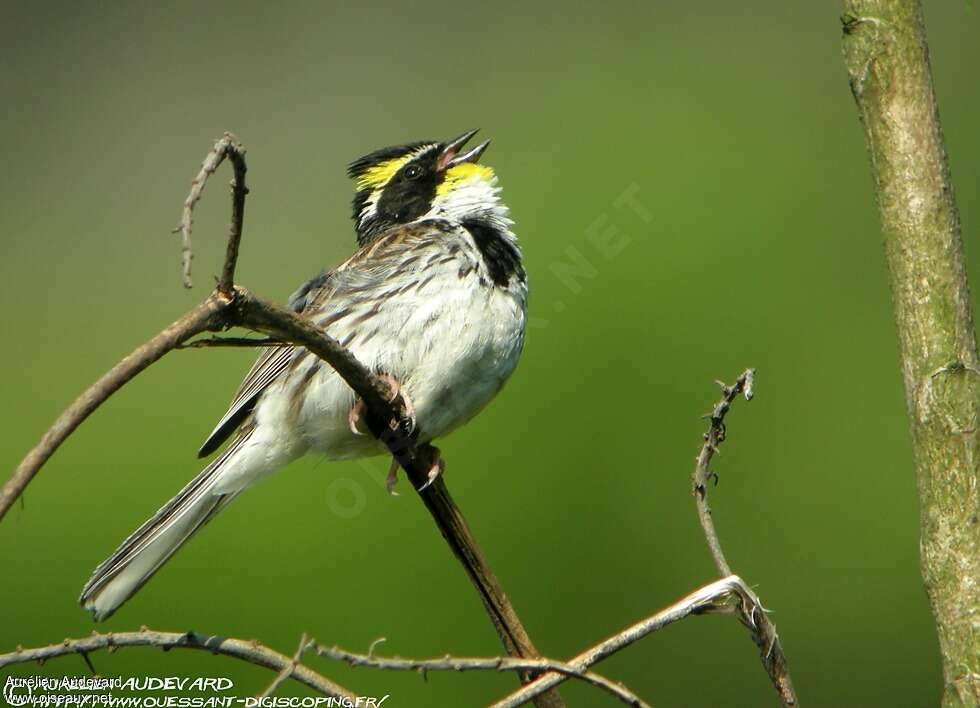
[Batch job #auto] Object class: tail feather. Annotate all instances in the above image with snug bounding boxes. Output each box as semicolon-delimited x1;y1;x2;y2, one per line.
79;434;249;621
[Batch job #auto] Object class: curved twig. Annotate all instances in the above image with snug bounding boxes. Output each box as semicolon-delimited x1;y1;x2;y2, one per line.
0;297;231;520
0;630;354;700
172;132;247;290
2;134;562;708
692;369;755;576
690;371;797;706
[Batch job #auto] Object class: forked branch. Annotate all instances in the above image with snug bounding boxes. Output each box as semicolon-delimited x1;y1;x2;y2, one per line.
490;575;775;707
1;134;562;708
691;370;797;706
172;132;248;290
490;372;800;708
3;135;802;708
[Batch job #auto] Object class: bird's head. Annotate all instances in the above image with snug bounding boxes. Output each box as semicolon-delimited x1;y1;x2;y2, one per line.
348;129;504;245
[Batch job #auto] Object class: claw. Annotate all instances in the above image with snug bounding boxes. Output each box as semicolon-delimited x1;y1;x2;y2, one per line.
348;398;366;435
417;448;444;492
385;457;400;496
378;374;416;434
351;373;417;438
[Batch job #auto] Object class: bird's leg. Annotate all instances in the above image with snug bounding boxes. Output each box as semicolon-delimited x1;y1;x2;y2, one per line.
379;373;416;434
348;371;430;495
348;373;416;436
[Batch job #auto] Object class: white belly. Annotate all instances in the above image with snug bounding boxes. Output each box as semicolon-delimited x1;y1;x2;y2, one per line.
273;260;526;460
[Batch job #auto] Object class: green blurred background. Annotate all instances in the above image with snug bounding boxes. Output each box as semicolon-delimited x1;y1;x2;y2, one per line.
2;2;978;706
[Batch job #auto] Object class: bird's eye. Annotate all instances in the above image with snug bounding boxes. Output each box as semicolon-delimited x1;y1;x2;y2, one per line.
404;165;422;180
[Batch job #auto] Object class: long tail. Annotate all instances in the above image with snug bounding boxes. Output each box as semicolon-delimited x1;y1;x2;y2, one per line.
79;434;251;621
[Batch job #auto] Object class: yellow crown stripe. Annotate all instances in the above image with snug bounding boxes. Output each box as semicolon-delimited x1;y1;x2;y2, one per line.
355;155;413;191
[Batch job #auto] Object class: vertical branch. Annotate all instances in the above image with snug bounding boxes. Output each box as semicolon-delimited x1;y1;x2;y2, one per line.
842;3;980;705
219;139;248;295
4;134;563;708
692;370;756;577
173;133;247;290
691;370;797;707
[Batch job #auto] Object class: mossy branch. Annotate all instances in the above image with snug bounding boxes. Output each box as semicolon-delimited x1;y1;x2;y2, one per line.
842;3;980;705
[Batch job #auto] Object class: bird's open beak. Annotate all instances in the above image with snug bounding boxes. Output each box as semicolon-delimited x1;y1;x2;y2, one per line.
437;129;490;171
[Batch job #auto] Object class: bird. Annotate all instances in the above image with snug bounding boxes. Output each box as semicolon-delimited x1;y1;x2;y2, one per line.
79;129;527;621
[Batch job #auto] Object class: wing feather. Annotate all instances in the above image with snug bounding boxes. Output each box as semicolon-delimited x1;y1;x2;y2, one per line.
197;219;456;457
197;345;297;457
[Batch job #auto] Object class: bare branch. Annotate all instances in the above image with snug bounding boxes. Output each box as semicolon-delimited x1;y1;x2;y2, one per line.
491;575;775;708
842;3;980;701
0;630;354;701
0;297;231;521
230;290;558;702
3;134;563;707
692;368;755;577
690;370;797;706
257;633;311;699
172;133;247;290
492;373;801;708
312;643;649;708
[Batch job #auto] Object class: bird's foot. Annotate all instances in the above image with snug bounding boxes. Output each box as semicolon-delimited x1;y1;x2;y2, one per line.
384;445;444;495
379;373;416;435
348;374;416;436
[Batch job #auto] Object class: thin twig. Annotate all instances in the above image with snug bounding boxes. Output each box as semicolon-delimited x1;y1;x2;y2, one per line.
3;134;562;708
177;335;284;349
491;575;765;708
172;133;247;290
313;643;649;708
690;370;797;707
257;633;311;698
0;630;354;701
220;137;248;296
692;368;755;576
493;373;801;708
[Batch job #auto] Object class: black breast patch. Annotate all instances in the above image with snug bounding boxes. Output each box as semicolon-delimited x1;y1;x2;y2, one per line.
461;217;525;287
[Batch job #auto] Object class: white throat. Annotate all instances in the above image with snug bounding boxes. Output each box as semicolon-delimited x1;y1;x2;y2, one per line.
428;175;513;234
